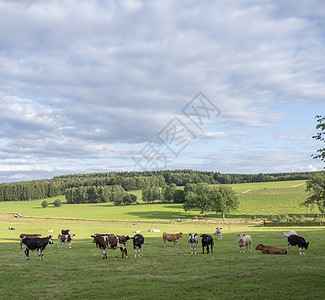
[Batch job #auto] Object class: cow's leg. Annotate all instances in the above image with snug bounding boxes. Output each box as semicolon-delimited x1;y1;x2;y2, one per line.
25;248;29;260
163;238;166;247
103;249;107;259
69;241;71;249
239;245;242;253
202;246;205;254
207;245;210;254
134;247;137;258
140;245;143;257
124;246;128;259
287;243;290;253
211;244;213;253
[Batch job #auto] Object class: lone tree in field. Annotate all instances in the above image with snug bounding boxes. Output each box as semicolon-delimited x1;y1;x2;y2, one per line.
53;199;62;207
312;115;325;163
210;185;239;219
41;200;48;208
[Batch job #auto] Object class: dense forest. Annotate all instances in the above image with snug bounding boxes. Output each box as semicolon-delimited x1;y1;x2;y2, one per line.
0;169;323;202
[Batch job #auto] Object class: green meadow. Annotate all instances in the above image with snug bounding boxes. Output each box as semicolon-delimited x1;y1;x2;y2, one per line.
0;180;315;221
1;180;324;299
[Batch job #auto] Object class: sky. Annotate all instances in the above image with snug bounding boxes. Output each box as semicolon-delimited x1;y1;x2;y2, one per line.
0;0;324;183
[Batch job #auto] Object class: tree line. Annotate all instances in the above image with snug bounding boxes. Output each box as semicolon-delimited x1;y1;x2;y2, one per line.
0;169;324;202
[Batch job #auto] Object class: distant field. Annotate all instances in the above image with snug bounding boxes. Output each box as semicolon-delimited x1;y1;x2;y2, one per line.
0;180;316;221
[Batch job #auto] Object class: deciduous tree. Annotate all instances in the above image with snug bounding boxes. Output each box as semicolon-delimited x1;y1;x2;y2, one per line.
303;173;325;218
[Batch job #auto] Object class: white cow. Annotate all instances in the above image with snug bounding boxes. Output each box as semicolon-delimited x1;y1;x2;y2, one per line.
188;233;198;255
281;231;298;239
148;228;161;232
237;233;252;253
214;227;223;240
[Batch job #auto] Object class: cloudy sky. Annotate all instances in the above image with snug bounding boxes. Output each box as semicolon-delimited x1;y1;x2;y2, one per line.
0;0;324;183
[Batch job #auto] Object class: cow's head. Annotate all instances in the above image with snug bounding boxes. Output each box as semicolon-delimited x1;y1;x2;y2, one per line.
305;242;309;249
125;236;130;241
255;244;263;250
91;234;97;243
237;233;245;242
48;236;53;244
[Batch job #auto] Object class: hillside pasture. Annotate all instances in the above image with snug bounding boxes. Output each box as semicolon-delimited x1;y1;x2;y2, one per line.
0;181;317;221
0;214;324;299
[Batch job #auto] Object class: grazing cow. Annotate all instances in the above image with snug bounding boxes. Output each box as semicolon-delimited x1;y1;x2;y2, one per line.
92;233;115;248
255;244;287;254
19;234;41;249
288;235;309;255
201;234;214;254
131;234;144;258
61;229;70;235
8;227;15;230
91;234;130;259
22;236;53;260
281;231;298;239
133;230;141;234
162;232;183;247
214;227;223;240
58;234;75;248
188;233;198;255
237;234;252;253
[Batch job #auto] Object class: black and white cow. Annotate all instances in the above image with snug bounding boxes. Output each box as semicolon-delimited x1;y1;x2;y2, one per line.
201;234;214;254
22;236;53;260
288;235;309;255
131;234;144;258
188;233;198;255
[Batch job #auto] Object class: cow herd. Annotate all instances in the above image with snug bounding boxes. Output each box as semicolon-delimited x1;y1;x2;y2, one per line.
17;226;310;260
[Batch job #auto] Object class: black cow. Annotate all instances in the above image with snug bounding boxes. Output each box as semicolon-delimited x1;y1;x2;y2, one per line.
201;234;214;254
22;236;53;260
61;229;70;235
288;235;309;255
131;234;144;258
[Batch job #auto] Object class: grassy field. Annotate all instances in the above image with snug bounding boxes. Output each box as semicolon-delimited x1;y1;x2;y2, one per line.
0;180;316;221
0;180;324;299
0;213;324;299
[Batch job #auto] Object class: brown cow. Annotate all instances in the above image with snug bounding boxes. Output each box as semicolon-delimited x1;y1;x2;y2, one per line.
162;232;183;247
58;234;75;248
19;234;41;249
91;234;130;259
255;243;287;254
